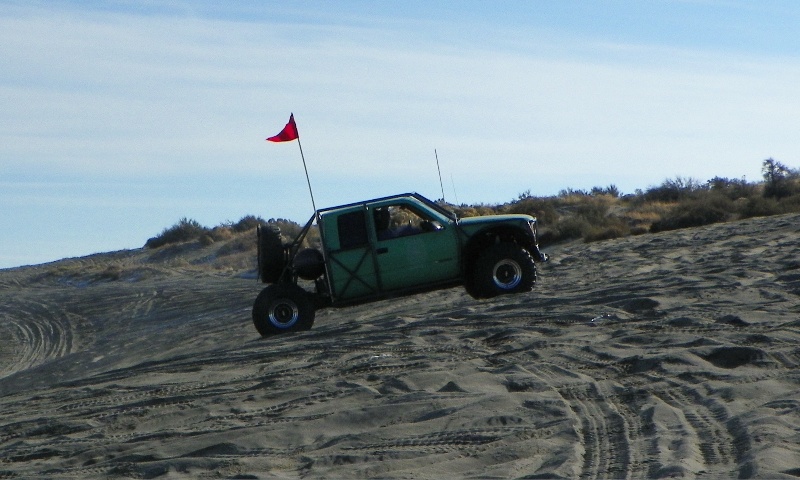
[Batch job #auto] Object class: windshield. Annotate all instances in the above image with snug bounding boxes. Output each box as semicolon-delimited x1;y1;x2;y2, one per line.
412;193;458;221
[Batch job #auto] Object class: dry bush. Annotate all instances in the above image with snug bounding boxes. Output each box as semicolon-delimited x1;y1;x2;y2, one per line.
145;218;208;249
551;216;590;241
650;194;732;233
621;201;673;232
503;195;559;226
98;265;122;281
708;176;758;200
199;235;215;247
232;215;264;233
210;250;255;271
453;205;499;218
776;193;800;214
762;158;800;199
583;218;630;243
209;226;234;242
737;196;782;219
642;176;706;203
217;234;254;256
623;208;663;225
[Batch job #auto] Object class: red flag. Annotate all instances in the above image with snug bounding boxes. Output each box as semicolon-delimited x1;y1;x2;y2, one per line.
266;114;299;142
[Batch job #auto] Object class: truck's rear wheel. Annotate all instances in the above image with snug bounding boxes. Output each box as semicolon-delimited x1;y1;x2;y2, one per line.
253;284;315;337
470;242;536;298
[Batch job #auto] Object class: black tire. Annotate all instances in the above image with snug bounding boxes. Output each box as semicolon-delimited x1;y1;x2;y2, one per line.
470;242;536;298
463;268;482;299
252;284;315;337
257;225;286;283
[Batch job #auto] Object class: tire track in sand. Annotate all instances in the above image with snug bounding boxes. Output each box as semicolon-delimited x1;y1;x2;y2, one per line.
653;381;752;478
0;298;78;379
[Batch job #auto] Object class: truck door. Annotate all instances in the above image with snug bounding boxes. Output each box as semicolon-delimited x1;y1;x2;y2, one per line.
324;208;380;301
369;202;460;291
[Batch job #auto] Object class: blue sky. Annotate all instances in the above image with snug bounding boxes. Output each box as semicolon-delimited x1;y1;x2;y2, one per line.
2;1;799;268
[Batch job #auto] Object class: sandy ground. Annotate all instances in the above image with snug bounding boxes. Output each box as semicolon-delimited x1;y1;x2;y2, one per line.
1;213;799;479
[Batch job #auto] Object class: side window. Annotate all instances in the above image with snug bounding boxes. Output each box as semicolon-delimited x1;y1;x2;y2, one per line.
373;205;441;241
337;210;369;250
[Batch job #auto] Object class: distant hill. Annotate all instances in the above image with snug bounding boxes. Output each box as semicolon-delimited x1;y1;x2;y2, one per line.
139;159;800;259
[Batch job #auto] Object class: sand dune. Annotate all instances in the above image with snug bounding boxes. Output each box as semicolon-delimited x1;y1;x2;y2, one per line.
1;213;799;478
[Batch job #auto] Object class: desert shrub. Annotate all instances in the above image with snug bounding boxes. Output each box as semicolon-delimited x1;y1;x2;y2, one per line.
199;234;215;247
559;187;590;197
574;197;612;223
504;196;560;226
551;216;590;241
622;201;671;231
267;218;304;240
584;218;630;242
145;218;208;249
232;215;265;233
453;204;498;218
590;184;621;197
707;176;757;200
99;265;122;281
212;250;256;271
778;193;800;213
199;227;236;246
218;236;253;256
737;196;782;219
540;194;627;243
577;198;629;242
762;158;798;199
643;176;706;203
650;195;731;233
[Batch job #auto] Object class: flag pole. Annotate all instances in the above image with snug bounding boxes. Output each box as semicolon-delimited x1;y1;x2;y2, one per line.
295;130;318;217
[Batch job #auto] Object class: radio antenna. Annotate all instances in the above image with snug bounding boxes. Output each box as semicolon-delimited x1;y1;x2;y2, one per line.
450;173;459;205
435;149;446;203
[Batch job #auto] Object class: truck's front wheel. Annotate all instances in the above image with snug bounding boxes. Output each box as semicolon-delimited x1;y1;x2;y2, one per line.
470;243;536;298
253;284;315;337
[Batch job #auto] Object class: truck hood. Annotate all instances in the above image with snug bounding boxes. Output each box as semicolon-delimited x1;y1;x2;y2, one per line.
458;213;536;226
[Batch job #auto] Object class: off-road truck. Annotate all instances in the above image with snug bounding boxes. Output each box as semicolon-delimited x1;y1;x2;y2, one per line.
252;192;548;337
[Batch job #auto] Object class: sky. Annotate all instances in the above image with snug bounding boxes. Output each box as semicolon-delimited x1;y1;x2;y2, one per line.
2;1;799;268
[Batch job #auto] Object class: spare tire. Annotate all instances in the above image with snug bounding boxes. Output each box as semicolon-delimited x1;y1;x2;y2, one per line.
293;248;325;280
257;225;287;283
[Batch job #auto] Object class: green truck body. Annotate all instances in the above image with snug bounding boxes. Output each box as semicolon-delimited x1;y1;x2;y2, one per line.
252;193;547;337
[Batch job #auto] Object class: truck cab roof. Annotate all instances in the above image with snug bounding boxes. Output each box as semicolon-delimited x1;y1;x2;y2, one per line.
317;193;457;222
